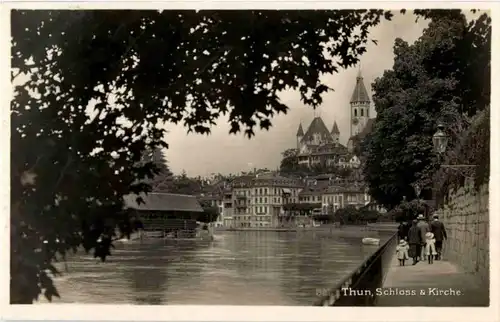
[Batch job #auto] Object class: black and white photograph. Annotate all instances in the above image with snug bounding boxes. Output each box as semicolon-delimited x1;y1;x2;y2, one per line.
4;3;495;319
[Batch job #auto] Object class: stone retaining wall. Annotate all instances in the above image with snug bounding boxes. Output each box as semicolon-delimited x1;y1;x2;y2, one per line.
438;181;489;286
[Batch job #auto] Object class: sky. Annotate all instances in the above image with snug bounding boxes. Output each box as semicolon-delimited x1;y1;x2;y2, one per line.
166;13;430;176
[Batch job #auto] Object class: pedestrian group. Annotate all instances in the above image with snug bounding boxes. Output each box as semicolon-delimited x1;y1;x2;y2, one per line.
396;214;447;266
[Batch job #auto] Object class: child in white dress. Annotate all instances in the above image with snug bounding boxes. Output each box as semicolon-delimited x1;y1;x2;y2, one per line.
396;239;409;266
425;232;437;264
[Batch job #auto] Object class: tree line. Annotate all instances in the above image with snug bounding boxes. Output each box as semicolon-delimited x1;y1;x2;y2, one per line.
361;10;490;209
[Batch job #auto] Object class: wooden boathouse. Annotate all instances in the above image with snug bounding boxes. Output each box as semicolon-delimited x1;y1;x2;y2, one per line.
123;192;205;237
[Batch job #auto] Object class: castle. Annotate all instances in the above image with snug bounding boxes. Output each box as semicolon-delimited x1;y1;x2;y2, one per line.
295;70;375;169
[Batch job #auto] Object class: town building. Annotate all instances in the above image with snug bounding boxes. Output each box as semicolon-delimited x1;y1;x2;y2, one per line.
231;174;254;228
321;181;371;213
198;179;234;227
201;171;386;229
231;172;303;228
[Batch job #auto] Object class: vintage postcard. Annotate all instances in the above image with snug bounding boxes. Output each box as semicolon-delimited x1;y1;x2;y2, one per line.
1;1;498;322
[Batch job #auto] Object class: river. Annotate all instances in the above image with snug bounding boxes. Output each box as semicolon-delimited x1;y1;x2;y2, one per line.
39;230;390;305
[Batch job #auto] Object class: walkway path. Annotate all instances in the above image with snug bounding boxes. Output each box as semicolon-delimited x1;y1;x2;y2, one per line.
376;253;489;306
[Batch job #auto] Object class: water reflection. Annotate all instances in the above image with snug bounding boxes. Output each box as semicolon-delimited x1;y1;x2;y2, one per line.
41;231;388;305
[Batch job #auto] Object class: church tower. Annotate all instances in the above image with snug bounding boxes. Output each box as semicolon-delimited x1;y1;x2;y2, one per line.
296;123;304;150
349;69;370;137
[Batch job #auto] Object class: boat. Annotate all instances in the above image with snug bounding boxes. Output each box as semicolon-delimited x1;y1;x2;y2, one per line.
362;237;380;246
212;234;224;242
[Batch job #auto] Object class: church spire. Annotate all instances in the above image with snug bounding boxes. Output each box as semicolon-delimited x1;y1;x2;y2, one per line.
296;123;304;137
350;68;370;104
331;121;340;134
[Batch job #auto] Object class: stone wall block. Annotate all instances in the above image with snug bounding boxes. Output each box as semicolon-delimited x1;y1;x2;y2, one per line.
440;183;489;284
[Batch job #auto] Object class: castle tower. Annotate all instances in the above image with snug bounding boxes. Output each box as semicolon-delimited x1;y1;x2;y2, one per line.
349;69;370;137
330;121;340;143
296;123;304;150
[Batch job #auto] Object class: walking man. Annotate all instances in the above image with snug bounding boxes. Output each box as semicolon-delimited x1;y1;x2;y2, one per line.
416;214;429;261
430;214;447;260
407;219;422;265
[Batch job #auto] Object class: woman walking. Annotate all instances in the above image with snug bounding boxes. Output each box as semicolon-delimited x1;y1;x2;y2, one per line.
407;219;422;265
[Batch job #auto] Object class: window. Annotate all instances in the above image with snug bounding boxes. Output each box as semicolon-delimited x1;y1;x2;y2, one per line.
354;108;357;117
259;188;263;194
361;109;364;117
264;188;268;195
264;197;267;203
259;197;262;203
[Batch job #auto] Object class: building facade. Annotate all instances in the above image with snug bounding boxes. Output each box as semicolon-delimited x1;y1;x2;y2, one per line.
201;171;386;228
231;173;303;228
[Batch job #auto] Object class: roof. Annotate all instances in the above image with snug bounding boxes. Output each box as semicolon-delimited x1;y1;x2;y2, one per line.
123;192;204;212
331;121;340;134
299;187;325;196
232;175;254;186
301;117;334;144
350;71;371;104
324;184;365;194
296;123;304;136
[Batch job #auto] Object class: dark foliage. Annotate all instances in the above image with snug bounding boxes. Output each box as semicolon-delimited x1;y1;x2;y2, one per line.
334;206;380;225
433;106;490;207
390;199;434;223
362;10;490;208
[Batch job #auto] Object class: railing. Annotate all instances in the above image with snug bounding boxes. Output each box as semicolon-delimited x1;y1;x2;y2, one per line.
313;232;398;306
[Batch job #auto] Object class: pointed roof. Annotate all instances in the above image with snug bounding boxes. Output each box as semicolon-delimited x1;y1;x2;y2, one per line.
350;69;370;104
301;117;333;144
331;121;340;134
296;123;304;136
